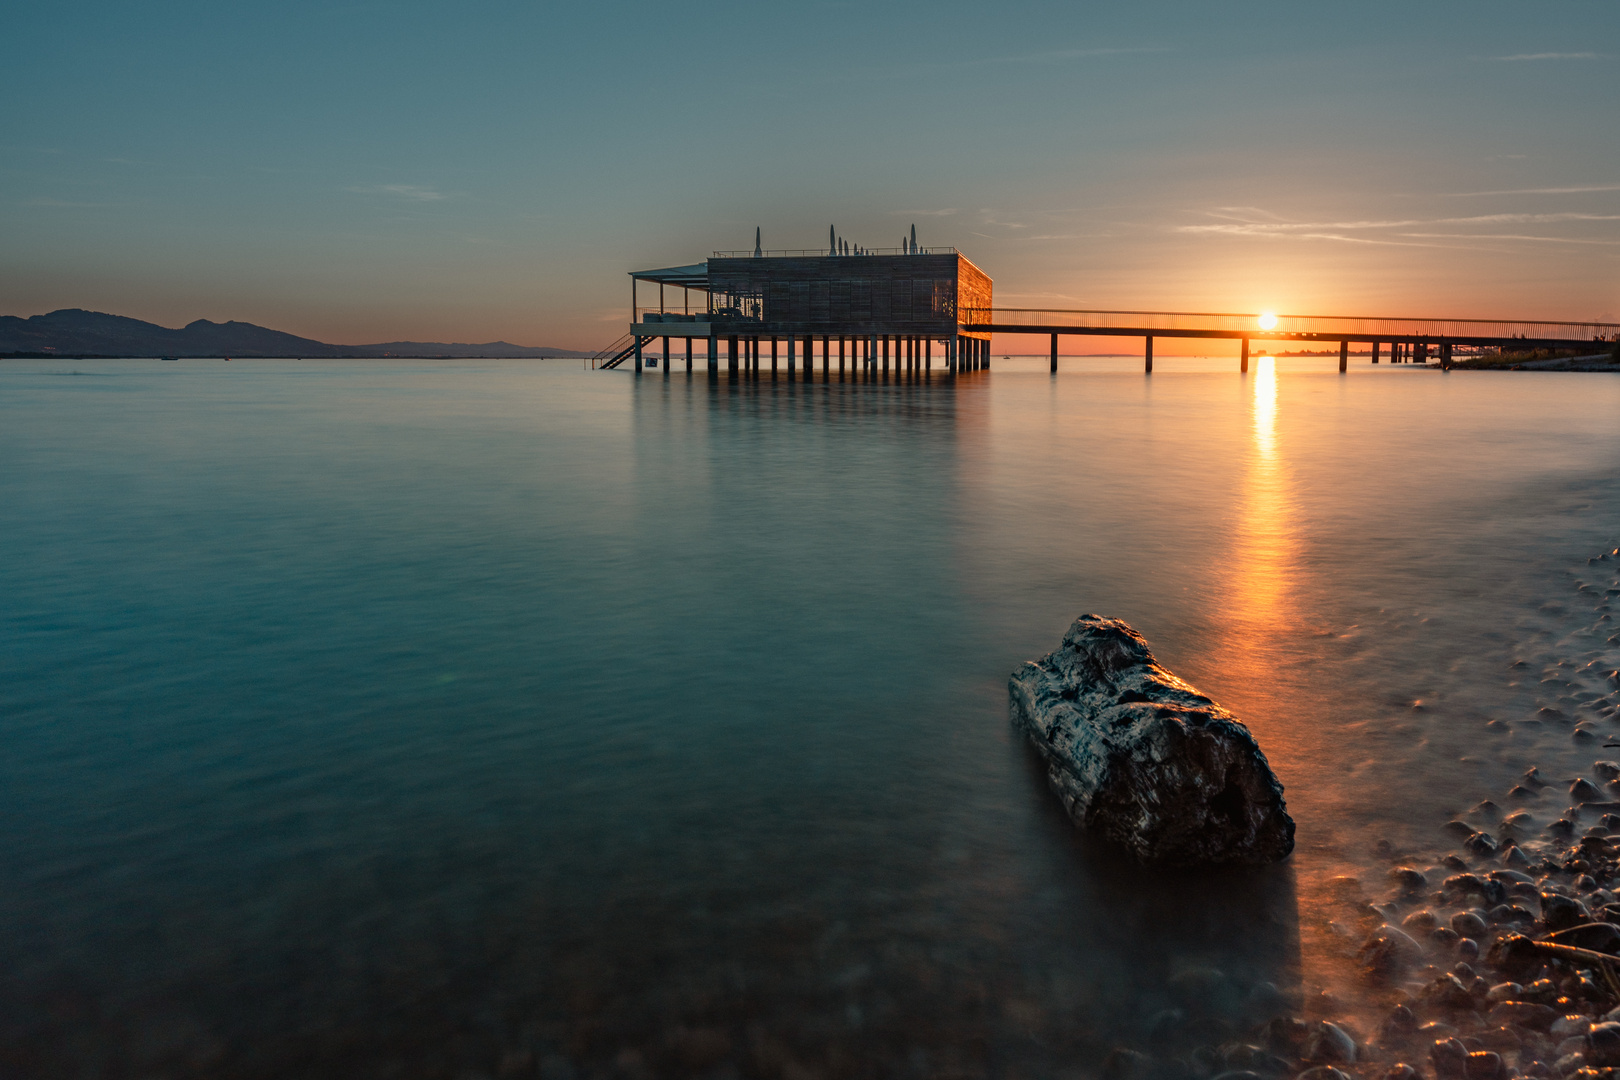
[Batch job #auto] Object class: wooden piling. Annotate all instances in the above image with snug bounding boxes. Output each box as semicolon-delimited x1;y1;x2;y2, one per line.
634;334;643;375
1144;335;1153;374
663;335;671;377
1339;340;1348;373
708;335;718;375
1371;341;1379;364
686;337;692;372
1240;337;1249;374
786;334;795;374
1050;332;1058;373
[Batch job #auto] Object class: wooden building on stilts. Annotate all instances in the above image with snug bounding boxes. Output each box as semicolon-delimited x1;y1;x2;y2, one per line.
596;228;993;377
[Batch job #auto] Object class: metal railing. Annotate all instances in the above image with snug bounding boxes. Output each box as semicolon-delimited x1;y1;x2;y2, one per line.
960;307;1620;342
711;247;959;258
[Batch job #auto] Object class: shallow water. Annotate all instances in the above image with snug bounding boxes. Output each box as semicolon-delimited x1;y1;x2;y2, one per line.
1;356;1617;1078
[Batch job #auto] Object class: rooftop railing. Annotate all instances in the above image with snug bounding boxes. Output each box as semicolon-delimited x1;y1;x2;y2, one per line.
711;247;959;258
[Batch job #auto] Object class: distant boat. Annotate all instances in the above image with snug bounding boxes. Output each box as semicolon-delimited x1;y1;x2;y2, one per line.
160;356;178;361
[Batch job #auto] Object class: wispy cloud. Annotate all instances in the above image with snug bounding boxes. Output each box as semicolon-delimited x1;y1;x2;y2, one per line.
1181;212;1620;235
966;46;1170;67
1397;232;1620;246
25;197;112;208
347;183;450;201
1178;208;1620;250
1443;183;1620;197
1489;52;1603;61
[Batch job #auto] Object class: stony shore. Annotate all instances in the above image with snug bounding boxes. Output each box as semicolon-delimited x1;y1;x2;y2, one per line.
1105;552;1620;1080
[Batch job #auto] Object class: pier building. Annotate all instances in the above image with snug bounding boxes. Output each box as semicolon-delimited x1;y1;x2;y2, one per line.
596;229;994;376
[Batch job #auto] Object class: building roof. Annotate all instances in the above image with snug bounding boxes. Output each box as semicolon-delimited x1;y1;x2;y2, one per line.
629;262;709;289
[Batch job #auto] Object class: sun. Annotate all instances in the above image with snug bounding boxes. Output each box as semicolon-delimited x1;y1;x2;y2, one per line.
1257;312;1278;331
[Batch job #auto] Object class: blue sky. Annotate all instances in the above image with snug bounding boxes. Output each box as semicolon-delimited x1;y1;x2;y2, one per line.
3;0;1617;348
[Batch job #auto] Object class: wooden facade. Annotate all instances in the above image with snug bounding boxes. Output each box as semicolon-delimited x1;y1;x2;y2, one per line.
705;253;991;338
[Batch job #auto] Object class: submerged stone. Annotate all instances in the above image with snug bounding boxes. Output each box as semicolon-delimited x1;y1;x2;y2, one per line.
1007;614;1295;865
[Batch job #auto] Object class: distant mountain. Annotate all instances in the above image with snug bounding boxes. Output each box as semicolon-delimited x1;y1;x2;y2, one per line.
0;309;585;358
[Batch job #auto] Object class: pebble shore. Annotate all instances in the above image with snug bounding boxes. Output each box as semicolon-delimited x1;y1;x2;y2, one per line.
1105;550;1620;1080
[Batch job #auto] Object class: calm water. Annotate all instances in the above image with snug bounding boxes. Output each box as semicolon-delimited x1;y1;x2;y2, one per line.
2;356;1618;1079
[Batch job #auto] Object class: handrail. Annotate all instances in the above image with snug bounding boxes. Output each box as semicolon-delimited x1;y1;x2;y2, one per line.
959;307;1620;341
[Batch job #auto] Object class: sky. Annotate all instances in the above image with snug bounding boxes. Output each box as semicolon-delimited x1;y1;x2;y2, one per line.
3;0;1618;351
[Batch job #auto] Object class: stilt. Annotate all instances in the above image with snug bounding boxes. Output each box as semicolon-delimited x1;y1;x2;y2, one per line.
787;334;795;375
771;337;778;374
1371;341;1379;364
634;334;642;375
727;336;737;376
1440;341;1452;370
838;336;845;373
708;335;718;375
925;338;932;371
882;335;889;374
822;336;829;376
1144;335;1153;374
685;337;692;372
1051;332;1058;373
804;336;813;381
663;335;670;377
982;339;990;370
1339;340;1348;373
1240;337;1249;374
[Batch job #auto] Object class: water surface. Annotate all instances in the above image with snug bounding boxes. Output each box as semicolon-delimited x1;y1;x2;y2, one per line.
2;356;1618;1078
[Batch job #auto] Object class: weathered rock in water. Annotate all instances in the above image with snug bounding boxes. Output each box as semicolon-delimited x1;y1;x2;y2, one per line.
1008;615;1295;864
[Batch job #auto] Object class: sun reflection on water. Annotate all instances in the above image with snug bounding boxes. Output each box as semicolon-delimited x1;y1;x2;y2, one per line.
1221;356;1296;649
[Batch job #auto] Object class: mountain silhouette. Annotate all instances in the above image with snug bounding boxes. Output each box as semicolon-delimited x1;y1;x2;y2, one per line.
0;309;582;358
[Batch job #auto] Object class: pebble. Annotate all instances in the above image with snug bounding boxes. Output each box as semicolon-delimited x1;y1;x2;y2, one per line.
1573;778;1605;802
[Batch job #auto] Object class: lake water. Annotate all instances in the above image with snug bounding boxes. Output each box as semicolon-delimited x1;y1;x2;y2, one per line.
2;355;1618;1079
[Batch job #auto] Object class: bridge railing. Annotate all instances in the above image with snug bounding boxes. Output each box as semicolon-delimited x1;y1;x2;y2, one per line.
960;307;1619;343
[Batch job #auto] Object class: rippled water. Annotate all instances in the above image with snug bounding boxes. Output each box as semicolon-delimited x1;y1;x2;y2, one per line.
2;356;1618;1078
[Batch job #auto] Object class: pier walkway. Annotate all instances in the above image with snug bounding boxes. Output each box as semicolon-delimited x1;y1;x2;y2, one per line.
964;307;1620;372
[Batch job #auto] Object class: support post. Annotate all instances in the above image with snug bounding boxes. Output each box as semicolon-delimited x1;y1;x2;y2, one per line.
982;339;990;370
686;337;692;372
1144;335;1153;374
1240;338;1249;374
634;334;642;375
838;337;845;373
1371;341;1379;364
663;335;670;376
1440;341;1452;370
1051;333;1058;373
1339;340;1348;373
787;334;795;375
771;337;778;373
882;335;889;374
822;336;829;376
708;335;718;375
926;337;932;371
803;336;813;381
727;336;737;376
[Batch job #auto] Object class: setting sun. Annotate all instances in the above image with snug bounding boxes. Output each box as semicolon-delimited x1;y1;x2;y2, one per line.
1257;312;1278;330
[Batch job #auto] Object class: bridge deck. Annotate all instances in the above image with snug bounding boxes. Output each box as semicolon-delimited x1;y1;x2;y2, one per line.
963;308;1618;349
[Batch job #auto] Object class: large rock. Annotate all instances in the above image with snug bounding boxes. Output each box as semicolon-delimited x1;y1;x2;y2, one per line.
1008;615;1295;864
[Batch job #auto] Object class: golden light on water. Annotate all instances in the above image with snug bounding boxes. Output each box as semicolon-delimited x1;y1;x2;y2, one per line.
1258;312;1279;331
